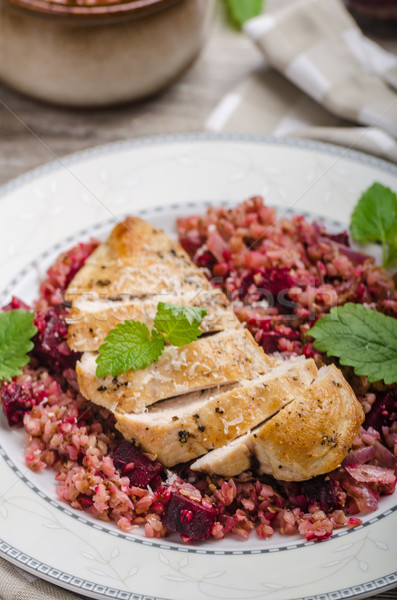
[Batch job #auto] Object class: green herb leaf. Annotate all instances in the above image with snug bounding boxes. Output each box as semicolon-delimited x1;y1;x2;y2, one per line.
96;321;165;378
95;302;207;377
0;310;37;381
224;0;264;28
154;303;207;347
350;182;397;268
308;303;397;385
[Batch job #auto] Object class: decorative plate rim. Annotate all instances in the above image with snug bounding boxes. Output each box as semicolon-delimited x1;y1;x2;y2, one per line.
0;133;396;204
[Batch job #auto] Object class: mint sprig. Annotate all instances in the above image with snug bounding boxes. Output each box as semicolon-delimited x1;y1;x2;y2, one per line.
96;303;207;378
0;310;37;381
308;303;397;385
95;322;165;379
350;182;397;268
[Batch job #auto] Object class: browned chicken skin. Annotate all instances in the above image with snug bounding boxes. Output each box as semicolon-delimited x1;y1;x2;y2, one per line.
192;364;364;480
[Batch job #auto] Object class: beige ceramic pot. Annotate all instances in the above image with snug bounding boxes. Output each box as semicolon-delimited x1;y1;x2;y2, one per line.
0;0;214;106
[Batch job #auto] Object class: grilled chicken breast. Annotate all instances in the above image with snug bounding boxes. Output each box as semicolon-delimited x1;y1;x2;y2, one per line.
191;364;365;481
68;216;365;482
115;357;317;466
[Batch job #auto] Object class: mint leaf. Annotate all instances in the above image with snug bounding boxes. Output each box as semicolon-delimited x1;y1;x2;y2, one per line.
350;182;397;268
224;0;263;28
0;310;37;381
308;303;397;385
154;303;207;347
96;321;165;378
95;302;207;377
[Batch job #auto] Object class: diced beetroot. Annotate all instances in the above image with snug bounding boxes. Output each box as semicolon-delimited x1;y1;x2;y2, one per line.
239;268;297;307
365;392;397;431
112;440;164;489
32;308;80;372
323;231;350;246
257;330;284;353
257;327;301;354
2;297;32;312
77;495;94;508
1;382;35;426
164;490;217;541
302;475;342;512
195;250;215;268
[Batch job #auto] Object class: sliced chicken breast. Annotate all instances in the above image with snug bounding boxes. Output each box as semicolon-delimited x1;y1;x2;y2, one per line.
77;328;274;413
115;357;318;466
191;364;365;481
68;216;363;482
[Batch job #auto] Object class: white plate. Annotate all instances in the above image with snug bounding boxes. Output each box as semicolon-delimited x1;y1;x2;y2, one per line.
0;134;396;600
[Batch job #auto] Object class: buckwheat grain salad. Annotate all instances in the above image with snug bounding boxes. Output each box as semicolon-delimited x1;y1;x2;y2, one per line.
1;196;396;543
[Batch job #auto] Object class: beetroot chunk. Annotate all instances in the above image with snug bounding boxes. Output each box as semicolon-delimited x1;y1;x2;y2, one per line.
112;440;164;489
323;231;350;246
164;490;217;542
239;268;297;308
32;308;79;372
302;475;342;513
1;382;34;426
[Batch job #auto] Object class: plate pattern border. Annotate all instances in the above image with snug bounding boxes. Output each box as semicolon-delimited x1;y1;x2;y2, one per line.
1;536;397;600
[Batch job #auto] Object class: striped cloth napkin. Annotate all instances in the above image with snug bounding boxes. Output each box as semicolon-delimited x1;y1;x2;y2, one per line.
206;0;397;163
0;556;86;600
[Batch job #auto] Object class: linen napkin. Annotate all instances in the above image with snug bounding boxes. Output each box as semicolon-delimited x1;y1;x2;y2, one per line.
0;556;86;600
206;0;397;163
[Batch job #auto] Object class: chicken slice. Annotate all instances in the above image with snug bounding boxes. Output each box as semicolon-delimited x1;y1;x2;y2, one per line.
67;288;238;352
191;435;252;478
191;364;365;481
66;216;209;300
115;357;318;466
76;327;273;413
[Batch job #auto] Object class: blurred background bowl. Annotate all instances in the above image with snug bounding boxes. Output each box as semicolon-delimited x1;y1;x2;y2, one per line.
344;0;397;31
0;0;214;107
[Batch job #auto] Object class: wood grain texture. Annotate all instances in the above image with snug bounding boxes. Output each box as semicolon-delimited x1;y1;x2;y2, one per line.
0;1;396;598
0;0;395;185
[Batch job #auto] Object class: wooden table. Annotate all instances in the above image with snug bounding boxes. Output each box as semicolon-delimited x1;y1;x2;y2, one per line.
0;1;396;599
0;0;396;185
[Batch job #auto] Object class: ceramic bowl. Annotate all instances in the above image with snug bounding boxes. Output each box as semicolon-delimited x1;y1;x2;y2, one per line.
0;0;214;106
